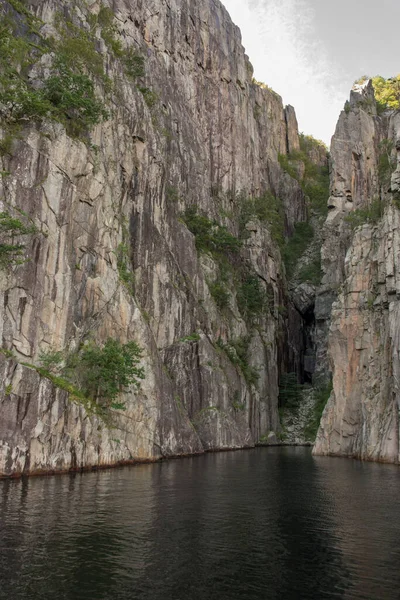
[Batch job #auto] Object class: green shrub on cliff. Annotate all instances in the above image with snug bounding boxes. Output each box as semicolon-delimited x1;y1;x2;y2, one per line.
278;153;300;180
44;63;109;137
0;210;37;267
96;5;124;56
252;78;274;92
303;381;332;441
55;18;108;84
372;75;400;111
208;281;230;309
297;255;322;285
344;197;384;229
279;372;302;409
303;174;330;214
237;274;267;320
0;10;108;141
92;5;145;78
278;151;327;283
279;139;329;216
66;339;144;406
283;221;314;278
239;192;285;248
183;207;242;255
0;0;146;144
116;243;135;294
38;350;64;372
299;133;328;153
354;75;400;112
38;339;145;415
0;22;51;125
276;136;329;283
217;336;259;386
123;49;145;80
183;208;245;314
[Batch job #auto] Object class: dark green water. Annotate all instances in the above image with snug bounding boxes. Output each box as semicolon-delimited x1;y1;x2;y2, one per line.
1;447;400;600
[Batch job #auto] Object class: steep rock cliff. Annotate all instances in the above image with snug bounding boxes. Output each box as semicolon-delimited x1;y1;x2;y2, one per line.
314;81;400;462
0;0;308;476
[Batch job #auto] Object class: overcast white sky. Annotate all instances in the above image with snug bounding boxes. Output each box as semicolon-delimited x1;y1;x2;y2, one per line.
223;0;400;146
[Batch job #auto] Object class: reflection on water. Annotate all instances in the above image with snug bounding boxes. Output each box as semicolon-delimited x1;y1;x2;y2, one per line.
1;448;400;600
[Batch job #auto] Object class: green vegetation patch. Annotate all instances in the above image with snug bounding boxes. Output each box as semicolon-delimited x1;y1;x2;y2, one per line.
55;16;109;84
239;192;285;248
232;390;245;411
183;206;242;255
302;170;330;215
303;381;332;441
0;20;50;128
44;62;109;138
283;221;314;279
182;206;244;312
217;336;259;386
276;134;330;282
0;1;147;146
279;372;303;410
344;197;384;229
297;255;322;285
251;77;279;96
0;210;37;268
355;75;400;113
38;338;144;417
279;134;330;216
138;87;158;108
116;242;135;294
122;48;145;80
179;332;201;343
278;153;300;180
0;7;109;142
279;371;332;442
373;75;400;112
183;205;271;320
0;347;16;359
237;274;267;320
92;6;145;78
208;280;230;310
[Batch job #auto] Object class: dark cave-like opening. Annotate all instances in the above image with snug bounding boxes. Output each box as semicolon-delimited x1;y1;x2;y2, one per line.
302;305;316;384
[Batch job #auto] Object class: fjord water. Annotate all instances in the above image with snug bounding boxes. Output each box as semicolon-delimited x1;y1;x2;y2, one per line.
1;448;400;600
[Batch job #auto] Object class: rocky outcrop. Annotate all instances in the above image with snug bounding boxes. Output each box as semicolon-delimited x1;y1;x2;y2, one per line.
281;386;316;445
314;81;384;381
314;81;400;462
285;105;301;154
0;0;308;476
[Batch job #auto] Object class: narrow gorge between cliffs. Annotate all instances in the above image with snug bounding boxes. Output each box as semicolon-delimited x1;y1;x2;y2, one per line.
1;0;400;471
1;0;400;597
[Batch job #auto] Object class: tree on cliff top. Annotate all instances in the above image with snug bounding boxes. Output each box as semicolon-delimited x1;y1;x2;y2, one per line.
372;75;400;111
355;75;400;111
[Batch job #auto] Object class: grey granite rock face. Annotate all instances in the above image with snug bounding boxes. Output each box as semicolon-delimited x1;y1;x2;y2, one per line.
314;80;385;382
284;106;300;154
0;0;307;476
292;283;315;316
313;81;400;463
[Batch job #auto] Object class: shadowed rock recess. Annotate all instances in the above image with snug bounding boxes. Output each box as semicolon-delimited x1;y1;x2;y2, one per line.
0;1;398;477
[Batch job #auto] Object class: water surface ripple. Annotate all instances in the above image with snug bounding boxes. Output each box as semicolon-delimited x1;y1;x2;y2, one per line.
1;447;400;599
